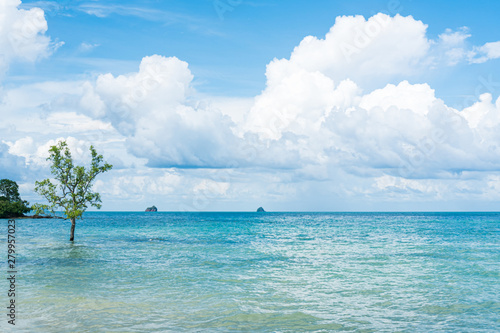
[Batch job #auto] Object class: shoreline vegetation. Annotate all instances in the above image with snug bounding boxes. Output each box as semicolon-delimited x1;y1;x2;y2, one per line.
1;179;64;219
6;215;65;219
0;179;30;219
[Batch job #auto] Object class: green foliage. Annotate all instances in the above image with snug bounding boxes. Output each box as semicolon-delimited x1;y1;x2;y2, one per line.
34;141;112;220
31;203;55;217
0;179;21;202
0;179;30;218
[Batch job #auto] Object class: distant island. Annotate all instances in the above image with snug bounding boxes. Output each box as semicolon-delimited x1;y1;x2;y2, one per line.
145;205;158;212
257;207;265;212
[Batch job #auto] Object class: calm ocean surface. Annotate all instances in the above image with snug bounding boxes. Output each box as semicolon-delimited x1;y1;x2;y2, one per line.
1;212;499;332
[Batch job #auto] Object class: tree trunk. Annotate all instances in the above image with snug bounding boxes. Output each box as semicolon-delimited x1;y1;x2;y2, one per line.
70;218;76;241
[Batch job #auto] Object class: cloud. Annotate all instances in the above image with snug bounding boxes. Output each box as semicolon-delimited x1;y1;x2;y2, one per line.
193;179;229;197
78;55;245;168
75;2;220;35
263;14;431;90
257;13;499;91
94;169;182;200
78;42;100;53
70;52;500;189
469;41;500;64
67;14;500;182
77;3;167;19
433;27;500;65
246;70;500;179
359;81;436;115
435;27;471;66
3;12;500;209
7;136;96;167
0;0;60;78
0;142;27;180
241;11;500;180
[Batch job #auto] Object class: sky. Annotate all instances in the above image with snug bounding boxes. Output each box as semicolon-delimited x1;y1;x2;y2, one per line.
1;0;500;211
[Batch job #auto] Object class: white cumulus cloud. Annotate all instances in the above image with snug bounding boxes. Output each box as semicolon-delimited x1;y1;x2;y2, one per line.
66;14;500;184
3;12;500;209
79;55;245;168
470;41;500;64
265;13;431;90
0;0;60;78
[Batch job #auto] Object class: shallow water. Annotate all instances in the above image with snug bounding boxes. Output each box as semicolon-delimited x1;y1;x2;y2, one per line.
1;212;499;332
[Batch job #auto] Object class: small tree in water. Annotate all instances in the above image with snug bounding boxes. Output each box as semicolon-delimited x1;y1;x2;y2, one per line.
34;140;112;241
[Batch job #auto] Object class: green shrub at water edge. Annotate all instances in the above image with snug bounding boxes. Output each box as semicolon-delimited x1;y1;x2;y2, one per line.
0;179;30;218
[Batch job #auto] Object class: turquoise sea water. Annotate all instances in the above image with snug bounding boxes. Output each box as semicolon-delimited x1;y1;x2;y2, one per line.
1;212;499;332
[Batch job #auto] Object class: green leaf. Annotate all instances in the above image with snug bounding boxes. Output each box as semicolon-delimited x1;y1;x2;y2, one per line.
33;140;113;221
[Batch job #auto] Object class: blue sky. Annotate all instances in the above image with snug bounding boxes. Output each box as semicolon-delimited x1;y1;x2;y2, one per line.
11;0;500;102
1;0;500;211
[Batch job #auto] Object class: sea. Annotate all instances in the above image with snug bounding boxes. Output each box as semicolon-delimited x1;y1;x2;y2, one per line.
1;212;499;332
